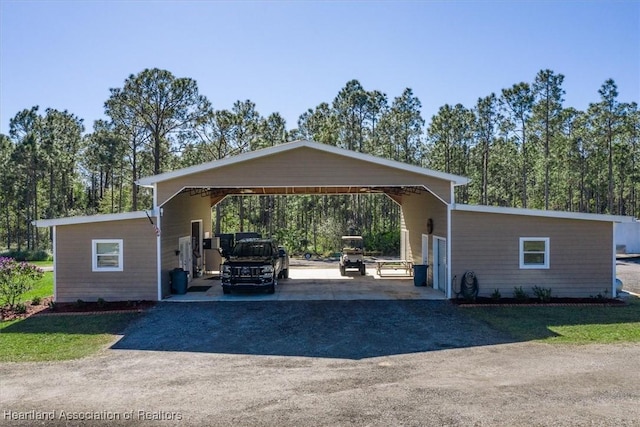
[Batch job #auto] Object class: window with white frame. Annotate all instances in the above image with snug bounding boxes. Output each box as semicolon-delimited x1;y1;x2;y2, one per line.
519;237;550;269
92;239;123;272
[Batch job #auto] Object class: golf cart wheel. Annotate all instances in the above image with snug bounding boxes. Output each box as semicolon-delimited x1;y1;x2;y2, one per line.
222;286;231;295
340;265;346;276
283;268;289;279
267;283;275;294
360;264;366;275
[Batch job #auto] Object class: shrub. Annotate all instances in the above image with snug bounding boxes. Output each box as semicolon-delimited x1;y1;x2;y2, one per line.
513;286;529;301
97;298;106;308
75;299;85;308
532;286;552;303
14;302;27;314
0;257;44;309
491;289;501;300
48;300;57;311
31;296;42;306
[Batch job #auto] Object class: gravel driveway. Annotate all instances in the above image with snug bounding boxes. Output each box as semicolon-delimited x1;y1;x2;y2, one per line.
2;300;639;426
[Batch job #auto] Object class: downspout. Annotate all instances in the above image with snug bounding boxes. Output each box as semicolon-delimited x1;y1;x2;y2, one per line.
155;183;162;301
52;226;57;302
446;183;454;299
612;222;617;298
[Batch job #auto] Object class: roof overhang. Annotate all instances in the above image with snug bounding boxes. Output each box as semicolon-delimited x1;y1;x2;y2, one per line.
137;140;470;188
34;210;157;228
453;204;636;223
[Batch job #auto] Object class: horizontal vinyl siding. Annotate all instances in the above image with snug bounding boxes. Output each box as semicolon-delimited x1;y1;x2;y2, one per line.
157;147;452;206
451;211;613;297
160;192;212;297
55;219;157;302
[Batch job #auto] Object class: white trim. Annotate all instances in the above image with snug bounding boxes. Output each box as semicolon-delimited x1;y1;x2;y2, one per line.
155;183;162;301
137;140;470;187
453;203;634;223
447;182;453;298
34;210;155;227
612;223;617;298
52;226;57;302
92;239;124;272
519;237;550;269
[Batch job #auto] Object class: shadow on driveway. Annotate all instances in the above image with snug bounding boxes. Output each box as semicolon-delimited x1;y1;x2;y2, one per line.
111;301;514;359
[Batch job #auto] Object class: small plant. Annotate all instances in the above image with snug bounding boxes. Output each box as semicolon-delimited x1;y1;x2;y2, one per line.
592;289;610;300
14;302;27;314
47;300;57;311
491;288;501;300
513;286;529;302
75;299;85;308
31;296;42;306
532;286;552;303
97;298;106;308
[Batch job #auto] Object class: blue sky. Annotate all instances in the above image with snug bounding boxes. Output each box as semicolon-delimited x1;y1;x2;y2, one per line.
1;0;638;136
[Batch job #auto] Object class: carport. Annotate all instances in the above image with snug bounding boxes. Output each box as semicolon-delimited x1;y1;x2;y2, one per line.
137;140;468;300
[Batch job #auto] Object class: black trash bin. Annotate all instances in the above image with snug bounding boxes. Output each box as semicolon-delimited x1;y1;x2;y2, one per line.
413;264;428;287
170;268;188;295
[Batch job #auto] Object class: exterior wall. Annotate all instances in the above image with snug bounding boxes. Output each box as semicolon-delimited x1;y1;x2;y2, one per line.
160;192;212;297
615;222;640;253
55;219;157;302
451;210;614;298
399;190;448;287
156;147;453;206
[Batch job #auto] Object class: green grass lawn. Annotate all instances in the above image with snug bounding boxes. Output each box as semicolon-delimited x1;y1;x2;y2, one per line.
19;271;54;304
0;313;142;362
463;297;640;343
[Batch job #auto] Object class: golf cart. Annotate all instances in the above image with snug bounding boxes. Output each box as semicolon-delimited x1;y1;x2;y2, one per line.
339;235;366;276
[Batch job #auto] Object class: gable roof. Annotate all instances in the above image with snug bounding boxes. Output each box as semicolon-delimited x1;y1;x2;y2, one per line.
453;203;635;223
34;210;156;227
137;140;470;187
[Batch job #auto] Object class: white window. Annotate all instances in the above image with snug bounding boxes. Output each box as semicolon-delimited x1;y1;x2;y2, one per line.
519;237;550;269
92;239;123;272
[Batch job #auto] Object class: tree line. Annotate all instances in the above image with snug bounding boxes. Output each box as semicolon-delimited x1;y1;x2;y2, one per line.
1;68;637;255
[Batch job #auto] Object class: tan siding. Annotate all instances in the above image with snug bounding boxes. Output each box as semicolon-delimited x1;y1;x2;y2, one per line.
55;219;157;302
157;147;452;206
159;192;212;297
400;191;448;286
451;211;614;297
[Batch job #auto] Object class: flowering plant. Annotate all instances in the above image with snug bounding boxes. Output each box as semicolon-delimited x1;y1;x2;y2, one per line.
0;257;44;309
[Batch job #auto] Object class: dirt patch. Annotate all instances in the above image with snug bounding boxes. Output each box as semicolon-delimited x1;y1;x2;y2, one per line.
0;297;54;321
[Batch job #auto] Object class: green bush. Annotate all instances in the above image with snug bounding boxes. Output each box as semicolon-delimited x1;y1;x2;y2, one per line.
513;286;529;301
31;296;42;306
491;289;501;300
0;258;44;309
532;286;552;303
0;250;52;262
14;303;27;314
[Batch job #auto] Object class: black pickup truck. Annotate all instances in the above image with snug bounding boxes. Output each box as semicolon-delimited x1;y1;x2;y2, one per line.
221;238;284;294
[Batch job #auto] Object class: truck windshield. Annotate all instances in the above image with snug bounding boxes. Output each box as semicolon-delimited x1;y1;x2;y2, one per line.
231;241;273;257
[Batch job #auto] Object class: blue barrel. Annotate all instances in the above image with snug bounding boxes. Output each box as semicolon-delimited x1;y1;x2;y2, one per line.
413;264;428;287
171;268;188;294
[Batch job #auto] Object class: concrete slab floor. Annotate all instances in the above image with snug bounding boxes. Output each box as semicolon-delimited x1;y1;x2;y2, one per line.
164;267;445;302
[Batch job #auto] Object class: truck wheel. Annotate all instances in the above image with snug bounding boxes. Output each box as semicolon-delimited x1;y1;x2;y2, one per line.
267;283;275;294
360;264;366;275
222;287;231;295
283;268;289;279
340;265;346;276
